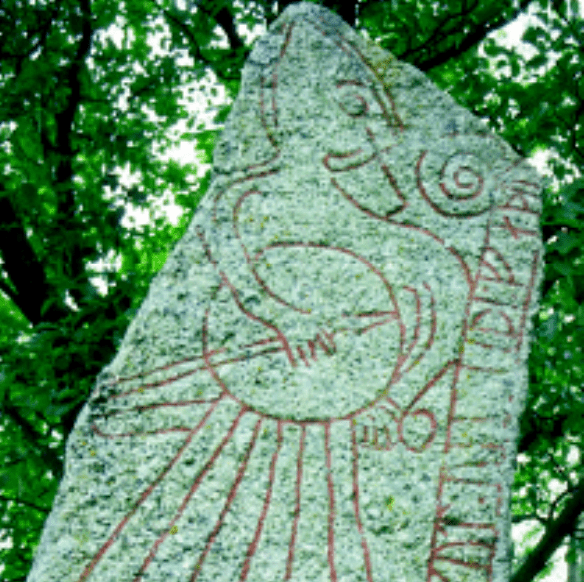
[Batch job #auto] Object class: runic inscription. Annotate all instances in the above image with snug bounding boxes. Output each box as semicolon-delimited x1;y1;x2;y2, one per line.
26;3;542;582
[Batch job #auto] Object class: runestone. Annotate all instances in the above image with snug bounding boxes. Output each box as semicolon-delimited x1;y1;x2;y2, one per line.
27;3;543;582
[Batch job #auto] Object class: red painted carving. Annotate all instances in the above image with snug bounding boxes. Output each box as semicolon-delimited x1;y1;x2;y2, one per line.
71;11;540;582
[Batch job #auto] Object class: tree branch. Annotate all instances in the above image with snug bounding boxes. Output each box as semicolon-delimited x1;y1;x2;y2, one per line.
196;1;244;50
511;477;584;582
0;494;49;514
409;0;537;71
0;2;57;63
406;0;479;64
517;410;569;453
512;513;546;526
53;0;94;309
2;401;63;481
158;3;241;82
0;186;68;324
0;278;19;304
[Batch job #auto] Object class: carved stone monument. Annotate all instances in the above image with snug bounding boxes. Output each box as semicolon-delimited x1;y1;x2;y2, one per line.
26;3;543;581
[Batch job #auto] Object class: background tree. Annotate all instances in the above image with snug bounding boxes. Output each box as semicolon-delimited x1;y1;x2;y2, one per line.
0;1;582;581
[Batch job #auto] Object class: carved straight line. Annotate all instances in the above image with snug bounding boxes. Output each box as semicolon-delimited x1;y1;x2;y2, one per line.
190;415;263;582
351;422;375;582
284;425;306;581
76;395;225;582
239;421;284;581
132;405;248;582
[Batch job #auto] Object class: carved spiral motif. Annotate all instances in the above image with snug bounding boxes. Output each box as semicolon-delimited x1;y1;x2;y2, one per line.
440;157;483;201
416;134;509;217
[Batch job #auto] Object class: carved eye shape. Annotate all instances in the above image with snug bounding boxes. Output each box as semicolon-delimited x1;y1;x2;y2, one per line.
337;93;368;117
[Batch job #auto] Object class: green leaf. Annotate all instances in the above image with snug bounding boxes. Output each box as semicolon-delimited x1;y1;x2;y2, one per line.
540;311;559;340
484;39;505;57
554;232;580;255
526;53;549;69
213;103;232;125
0;3;582;580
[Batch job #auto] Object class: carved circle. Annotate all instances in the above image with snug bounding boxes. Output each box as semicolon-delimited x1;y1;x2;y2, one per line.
206;245;404;421
417;135;506;217
398;408;437;453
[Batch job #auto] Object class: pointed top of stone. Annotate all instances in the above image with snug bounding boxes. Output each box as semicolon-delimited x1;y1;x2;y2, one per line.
26;3;542;582
251;1;395;78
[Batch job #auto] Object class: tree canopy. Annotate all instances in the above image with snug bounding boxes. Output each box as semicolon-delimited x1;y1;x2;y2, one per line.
0;1;582;580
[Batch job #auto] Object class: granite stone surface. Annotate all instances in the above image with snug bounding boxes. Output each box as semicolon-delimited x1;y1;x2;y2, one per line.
26;3;543;581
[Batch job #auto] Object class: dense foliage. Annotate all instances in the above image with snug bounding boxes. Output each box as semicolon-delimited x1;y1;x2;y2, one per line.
0;1;582;580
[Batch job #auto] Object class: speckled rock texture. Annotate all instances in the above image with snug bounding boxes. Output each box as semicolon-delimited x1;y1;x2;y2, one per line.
26;3;543;582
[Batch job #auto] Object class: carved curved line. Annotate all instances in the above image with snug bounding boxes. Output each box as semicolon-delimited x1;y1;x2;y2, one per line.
416;151;491;218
